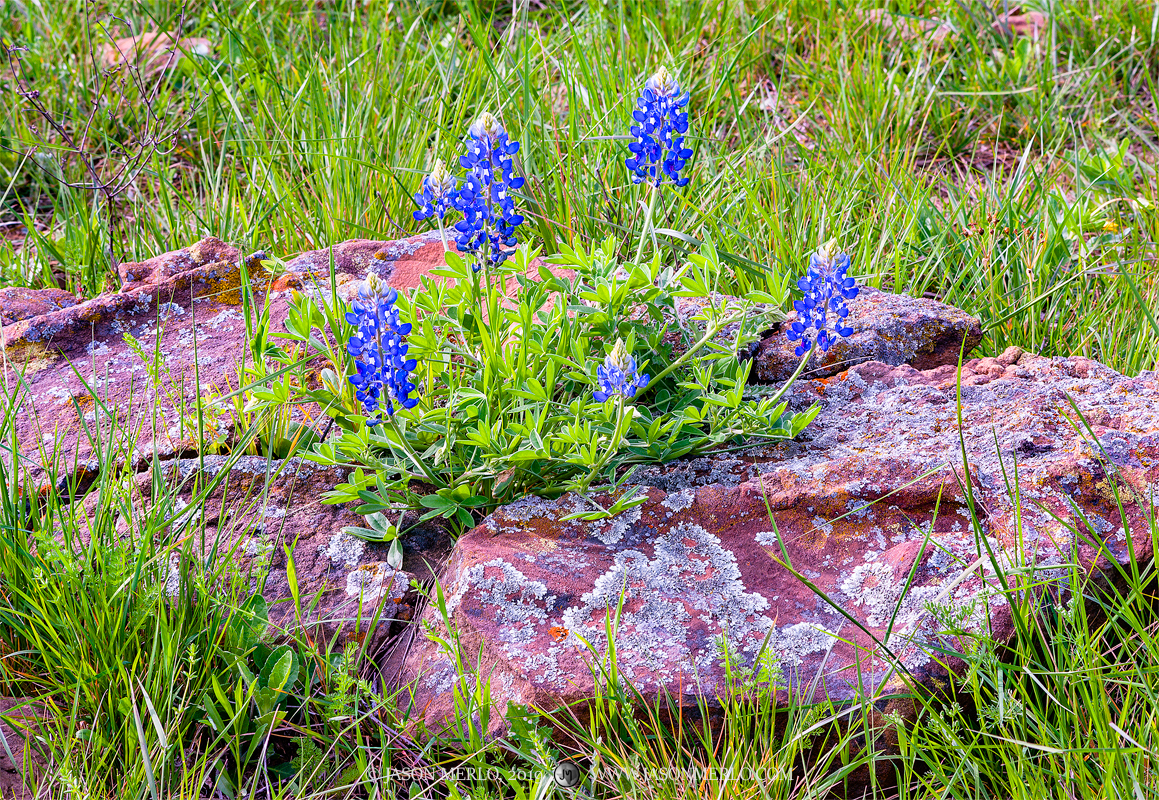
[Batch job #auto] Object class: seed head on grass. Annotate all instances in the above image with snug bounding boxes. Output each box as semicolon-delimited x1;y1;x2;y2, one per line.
345;273;418;423
626;67;693;187
412;159;458;222
594;339;649;402
786;240;859;356
454;112;525;268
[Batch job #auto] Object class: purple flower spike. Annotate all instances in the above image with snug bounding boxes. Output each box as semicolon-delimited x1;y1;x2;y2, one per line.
345;273;419;423
453;112;525;269
786;241;859;357
594;339;650;402
625;67;693;188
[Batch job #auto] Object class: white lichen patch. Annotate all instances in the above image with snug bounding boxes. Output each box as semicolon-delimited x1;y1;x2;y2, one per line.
166;498;202;534
164;552;183;598
456;559;556;627
661;488;696;513
773;622;839;666
324;531;365;567
561;522;773;683
501;495;559;523
344;564;403;603
588;504;642;546
243;536;273;558
754;528;779;548
157;302;184;321
45;386;72;405
841;561;903;627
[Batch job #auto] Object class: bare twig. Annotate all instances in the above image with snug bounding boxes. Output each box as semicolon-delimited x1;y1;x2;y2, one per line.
4;3;198;289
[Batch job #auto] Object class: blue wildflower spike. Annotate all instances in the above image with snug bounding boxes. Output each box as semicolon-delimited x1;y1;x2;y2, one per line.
593;339;650;402
413;159;458;222
786;240;860;357
626;67;693;187
345;273;419;424
453;112;526;269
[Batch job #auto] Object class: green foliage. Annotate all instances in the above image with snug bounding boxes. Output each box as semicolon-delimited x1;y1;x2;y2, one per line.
2;0;1157;373
286;237;807;531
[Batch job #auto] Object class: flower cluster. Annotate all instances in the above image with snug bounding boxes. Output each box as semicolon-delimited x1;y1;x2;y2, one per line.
412;114;526;270
454;112;526;268
345;273;418;423
593;339;650;402
412;159;458;222
626;67;693;188
786;240;859;357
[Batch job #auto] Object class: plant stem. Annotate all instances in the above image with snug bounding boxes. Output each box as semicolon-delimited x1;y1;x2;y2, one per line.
578;397;628;493
635;309;746;399
387;417;447;489
762;347;813;409
633;184;660;266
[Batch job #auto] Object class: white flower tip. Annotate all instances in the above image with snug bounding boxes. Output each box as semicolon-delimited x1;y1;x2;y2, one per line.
364;272;386;296
647;66;677;96
469;111;502;140
818;238;841;261
609;338;632;372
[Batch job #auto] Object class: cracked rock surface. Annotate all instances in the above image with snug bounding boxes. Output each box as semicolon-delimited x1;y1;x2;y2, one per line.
75;456;446;656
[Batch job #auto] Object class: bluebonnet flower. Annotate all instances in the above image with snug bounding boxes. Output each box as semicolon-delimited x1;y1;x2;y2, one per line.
454;112;526;269
412;159;458;222
786;240;859;357
345;273;418;423
593;339;650;402
626;67;693;187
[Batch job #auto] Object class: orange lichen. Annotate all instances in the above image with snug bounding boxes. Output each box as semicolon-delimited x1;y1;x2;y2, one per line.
3;341;55;370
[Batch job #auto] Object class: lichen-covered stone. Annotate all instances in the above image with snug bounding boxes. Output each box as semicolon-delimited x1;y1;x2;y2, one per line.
77;456;446;654
0;233;531;487
0;287;78;326
751;286;983;382
398;347;1158;746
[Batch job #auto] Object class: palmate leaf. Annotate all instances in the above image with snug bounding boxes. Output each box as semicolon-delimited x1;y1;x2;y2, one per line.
341;511;397;542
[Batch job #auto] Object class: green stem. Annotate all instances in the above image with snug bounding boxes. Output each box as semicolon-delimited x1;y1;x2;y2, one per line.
762;347;813;409
634;309;746;400
633;184;660;266
578;397;628;493
387;417;447;489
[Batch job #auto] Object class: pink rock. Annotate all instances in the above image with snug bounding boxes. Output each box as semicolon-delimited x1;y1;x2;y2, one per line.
97;30;215;76
0;233;557;487
76;456;445;654
397;347;1159;758
0;287;77;326
992;10;1048;38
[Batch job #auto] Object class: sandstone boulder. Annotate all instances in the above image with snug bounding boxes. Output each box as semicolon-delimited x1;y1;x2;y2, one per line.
0;287;77;326
0;232;528;488
97;30;215;76
397;348;1159;743
77;455;457;655
0;697;38;800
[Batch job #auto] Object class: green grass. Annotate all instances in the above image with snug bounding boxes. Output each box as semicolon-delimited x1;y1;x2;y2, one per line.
3;0;1158;372
1;0;1159;796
